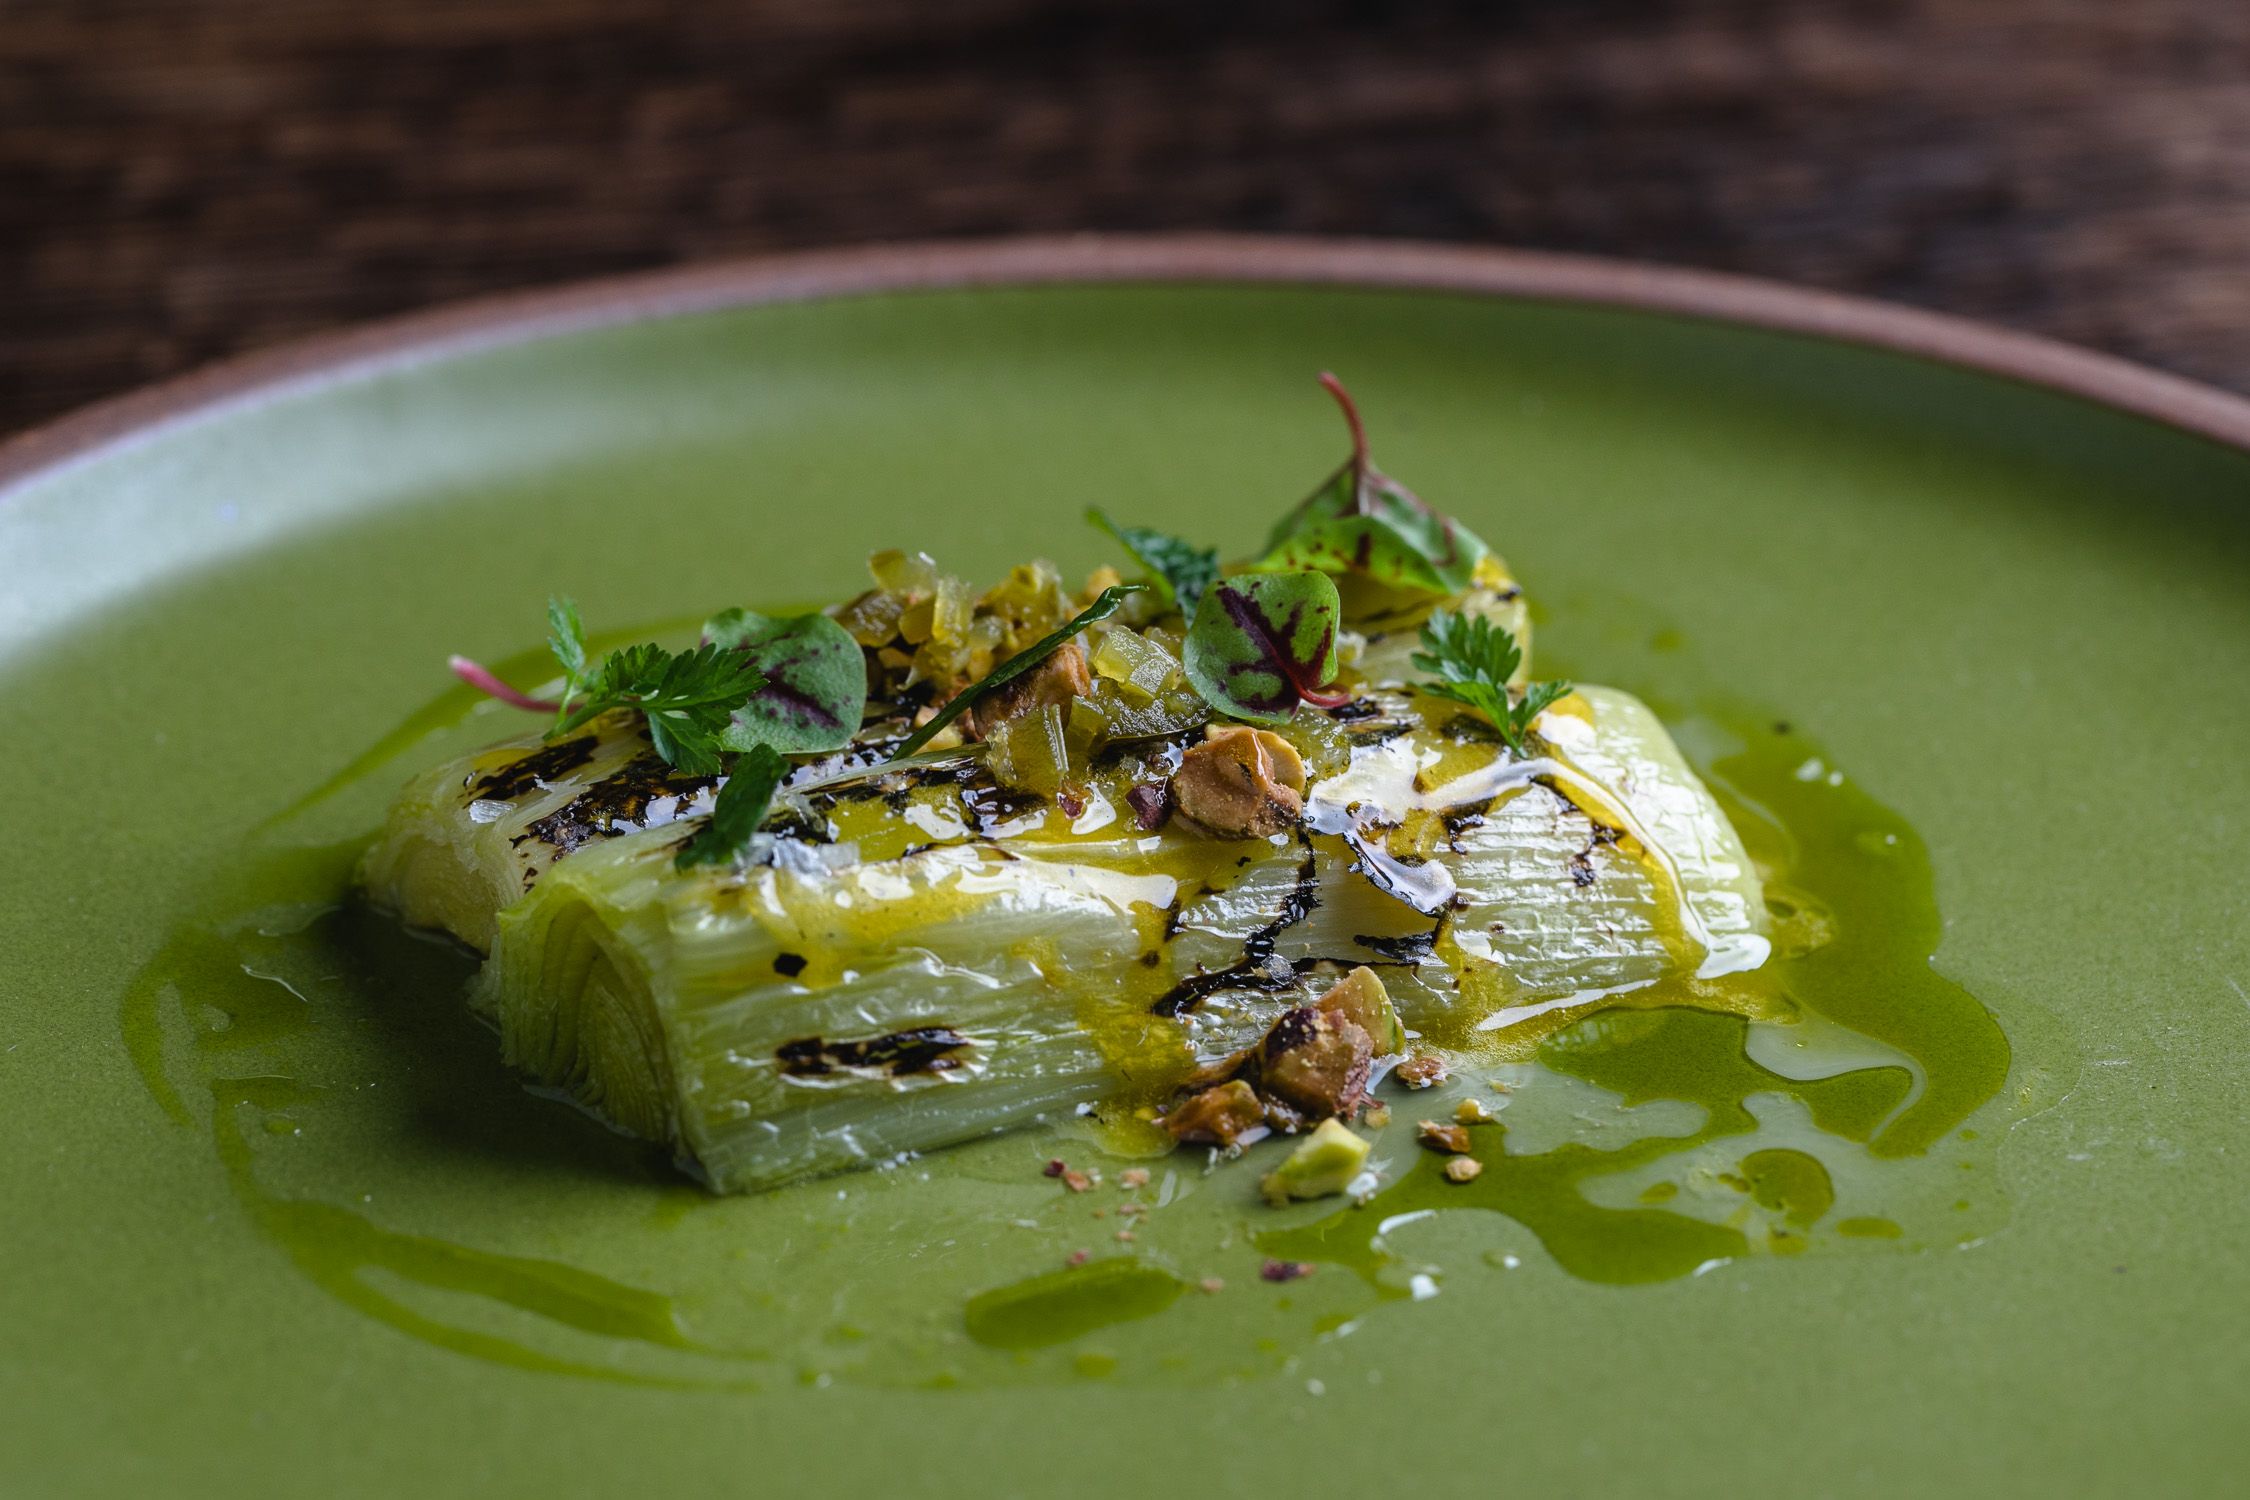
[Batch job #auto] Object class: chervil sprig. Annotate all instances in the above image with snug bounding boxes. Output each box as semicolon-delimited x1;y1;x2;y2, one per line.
549;641;767;776
452;595;769;777
1411;609;1571;754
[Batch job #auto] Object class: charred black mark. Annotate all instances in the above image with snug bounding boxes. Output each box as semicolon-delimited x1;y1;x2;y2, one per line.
1354;928;1439;963
772;952;808;978
509;751;716;858
1153;835;1322;1016
1567;819;1620;888
961;782;1046;834
776;1027;971;1079
1329;697;1386;722
466;735;599;803
1149;950;1298;1018
1441;712;1506;746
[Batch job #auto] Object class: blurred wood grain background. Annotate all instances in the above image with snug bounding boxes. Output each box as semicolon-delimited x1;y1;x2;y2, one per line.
7;0;2249;436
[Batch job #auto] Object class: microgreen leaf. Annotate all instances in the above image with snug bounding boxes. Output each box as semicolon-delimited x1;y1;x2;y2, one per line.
1411;608;1570;754
1257;373;1490;596
675;743;790;871
701;608;868;755
553;640;768;776
892;584;1144;759
1085;508;1220;618
1181;571;1348;725
547;595;588;708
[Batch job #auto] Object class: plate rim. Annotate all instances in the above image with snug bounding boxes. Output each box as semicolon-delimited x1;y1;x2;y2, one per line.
6;230;2250;497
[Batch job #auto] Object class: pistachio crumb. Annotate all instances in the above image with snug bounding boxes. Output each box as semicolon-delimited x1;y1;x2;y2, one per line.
1364;1102;1393;1127
1443;1156;1484;1184
1119;1167;1151;1189
1199;1277;1226;1295
1454;1097;1495;1126
1115;1229;1136;1243
1394;1053;1449;1089
1119;1201;1148;1217
1417;1120;1472;1155
1062;1170;1092;1193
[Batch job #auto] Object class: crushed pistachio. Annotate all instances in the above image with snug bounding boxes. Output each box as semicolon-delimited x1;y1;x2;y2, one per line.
1394;1053;1449;1089
1118;1167;1151;1189
1062;1169;1093;1193
1417;1120;1472;1155
1259;1118;1372;1206
1454;1097;1496;1126
1443;1156;1484;1184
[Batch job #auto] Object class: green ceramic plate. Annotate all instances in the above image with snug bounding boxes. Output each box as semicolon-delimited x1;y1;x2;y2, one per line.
4;238;2247;1498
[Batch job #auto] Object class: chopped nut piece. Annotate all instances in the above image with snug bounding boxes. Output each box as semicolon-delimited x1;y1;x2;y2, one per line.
966;639;1092;738
1443;1156;1485;1184
1260;1005;1375;1119
1261;1118;1372;1206
1417;1120;1473;1155
1199;1277;1226;1295
1115;1229;1136;1243
1160;1079;1266;1147
1260;1259;1315;1283
1118;1167;1151;1189
1125;781;1172;830
1313;966;1405;1056
1454;1098;1496;1126
1364;1103;1392;1128
1394;1053;1449;1090
1172;725;1308;838
1061;1169;1093;1193
1118;1202;1148;1217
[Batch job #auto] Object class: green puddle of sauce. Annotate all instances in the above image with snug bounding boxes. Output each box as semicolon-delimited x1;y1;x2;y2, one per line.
116;615;2058;1390
963;1258;1188;1351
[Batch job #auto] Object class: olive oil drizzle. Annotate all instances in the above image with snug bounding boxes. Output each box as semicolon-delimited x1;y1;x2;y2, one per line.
118;633;2033;1385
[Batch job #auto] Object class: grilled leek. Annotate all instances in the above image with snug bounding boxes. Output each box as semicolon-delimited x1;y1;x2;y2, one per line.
360;377;1769;1193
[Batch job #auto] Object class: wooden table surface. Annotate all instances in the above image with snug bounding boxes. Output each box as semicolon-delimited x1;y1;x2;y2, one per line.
7;0;2250;438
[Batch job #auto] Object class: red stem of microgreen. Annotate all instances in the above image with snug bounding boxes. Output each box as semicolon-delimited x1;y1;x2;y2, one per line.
1318;370;1370;485
448;654;560;713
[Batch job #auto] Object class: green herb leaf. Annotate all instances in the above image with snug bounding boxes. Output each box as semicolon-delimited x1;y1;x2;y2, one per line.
675;743;790;870
701;608;868;755
547;596;588;715
554;641;767;776
1085;508;1220;617
1411;608;1570;753
891;584;1145;759
1182;571;1347;726
1257;373;1490;596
